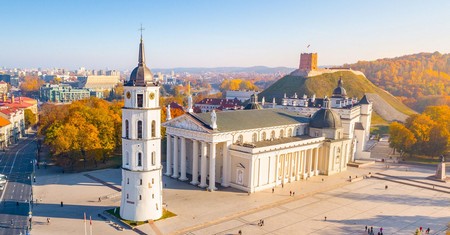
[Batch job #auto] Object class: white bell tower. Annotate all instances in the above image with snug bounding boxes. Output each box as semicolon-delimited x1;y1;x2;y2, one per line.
120;33;163;221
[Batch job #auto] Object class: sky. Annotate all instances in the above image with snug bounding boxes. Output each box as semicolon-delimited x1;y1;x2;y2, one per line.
1;0;449;70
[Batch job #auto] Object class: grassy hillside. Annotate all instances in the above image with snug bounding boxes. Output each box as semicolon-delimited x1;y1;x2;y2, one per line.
258;71;416;119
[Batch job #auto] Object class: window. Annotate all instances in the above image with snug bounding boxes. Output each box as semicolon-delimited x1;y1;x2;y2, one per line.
127;178;129;184
288;128;292;137
280;130;284;138
262;132;266;141
152;194;154;199
140;179;142;185
125;120;129;139
156;203;159;210
151;120;156;137
152;178;154;184
137;121;143;139
137;153;142;166
252;133;257;143
271;131;275;140
137;94;143;107
126;152;129;165
151;152;156;166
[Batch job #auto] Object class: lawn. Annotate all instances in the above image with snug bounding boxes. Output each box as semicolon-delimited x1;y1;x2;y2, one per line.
106;207;176;227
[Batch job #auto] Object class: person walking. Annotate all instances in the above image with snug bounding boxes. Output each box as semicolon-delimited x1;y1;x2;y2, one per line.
365;225;367;231
290;191;292;196
272;188;274;193
60;201;63;207
292;192;295;196
426;227;430;234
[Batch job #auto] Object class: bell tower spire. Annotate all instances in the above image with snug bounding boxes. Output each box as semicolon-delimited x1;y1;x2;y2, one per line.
138;24;145;65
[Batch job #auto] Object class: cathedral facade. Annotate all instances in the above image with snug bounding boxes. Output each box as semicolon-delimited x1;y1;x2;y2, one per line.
163;80;372;193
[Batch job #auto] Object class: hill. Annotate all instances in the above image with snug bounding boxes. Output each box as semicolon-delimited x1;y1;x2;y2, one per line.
344;52;450;111
258;71;416;122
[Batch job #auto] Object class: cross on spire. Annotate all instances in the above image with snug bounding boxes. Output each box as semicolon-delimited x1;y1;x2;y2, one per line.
139;24;145;39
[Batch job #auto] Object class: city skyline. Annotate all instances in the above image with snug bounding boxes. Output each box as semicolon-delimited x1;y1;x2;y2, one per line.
1;0;449;70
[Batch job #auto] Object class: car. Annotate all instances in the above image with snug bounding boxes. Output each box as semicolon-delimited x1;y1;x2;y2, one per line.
0;175;7;184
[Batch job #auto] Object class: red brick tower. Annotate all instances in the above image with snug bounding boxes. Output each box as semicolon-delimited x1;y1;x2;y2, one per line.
299;53;318;71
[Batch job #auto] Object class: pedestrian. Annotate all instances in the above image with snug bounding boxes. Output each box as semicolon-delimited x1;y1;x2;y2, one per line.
365;225;367;231
282;183;284;188
262;219;264;226
371;226;373;234
16;201;19;206
238;230;242;235
426;227;430;234
293;192;295;196
47;218;50;224
324;216;327;221
290;191;292;196
61;201;63;207
98;197;101;202
420;227;423;232
10;219;13;225
272;188;274;193
385;185;388;190
377;232;380;235
380;227;383;233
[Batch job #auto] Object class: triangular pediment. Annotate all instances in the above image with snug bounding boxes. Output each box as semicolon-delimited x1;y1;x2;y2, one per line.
163;114;211;133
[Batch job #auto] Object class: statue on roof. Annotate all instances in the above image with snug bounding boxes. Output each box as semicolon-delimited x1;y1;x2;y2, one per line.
211;110;217;129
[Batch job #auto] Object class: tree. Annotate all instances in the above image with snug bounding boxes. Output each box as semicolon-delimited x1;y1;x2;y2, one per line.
388;122;416;156
41;97;122;169
20;76;45;96
24;109;37;129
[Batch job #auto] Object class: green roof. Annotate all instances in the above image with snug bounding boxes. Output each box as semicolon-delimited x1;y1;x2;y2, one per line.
190;109;309;132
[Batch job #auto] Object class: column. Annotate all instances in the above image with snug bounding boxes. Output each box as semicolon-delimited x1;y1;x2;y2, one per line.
307;149;313;177
171;136;179;178
165;134;172;176
221;141;230;187
208;142;217;191
199;142;208;187
190;140;199;185
288;153;293;182
179;137;188;181
295;151;300;181
314;148;319;175
302;150;307;179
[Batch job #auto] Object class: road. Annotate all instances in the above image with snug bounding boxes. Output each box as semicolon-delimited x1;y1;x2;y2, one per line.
0;135;37;235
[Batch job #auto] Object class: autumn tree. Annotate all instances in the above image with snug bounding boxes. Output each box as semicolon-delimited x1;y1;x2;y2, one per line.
220;79;259;92
389;105;450;157
388;122;416;156
41;97;122;169
24;109;37;129
20;76;45;96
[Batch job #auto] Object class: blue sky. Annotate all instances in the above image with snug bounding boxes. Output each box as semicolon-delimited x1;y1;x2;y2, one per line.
1;0;449;70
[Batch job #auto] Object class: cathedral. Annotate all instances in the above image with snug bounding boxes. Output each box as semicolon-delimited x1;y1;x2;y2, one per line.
163;79;372;193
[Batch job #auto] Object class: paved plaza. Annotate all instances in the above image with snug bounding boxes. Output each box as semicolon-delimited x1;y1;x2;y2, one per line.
30;142;450;235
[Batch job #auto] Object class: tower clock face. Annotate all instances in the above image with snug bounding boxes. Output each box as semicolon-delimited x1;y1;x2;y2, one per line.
126;91;131;99
149;92;155;100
